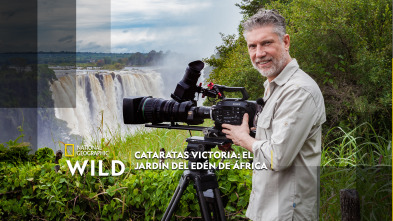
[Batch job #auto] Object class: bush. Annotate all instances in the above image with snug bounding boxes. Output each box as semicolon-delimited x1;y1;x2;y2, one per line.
34;147;54;164
0;158;252;220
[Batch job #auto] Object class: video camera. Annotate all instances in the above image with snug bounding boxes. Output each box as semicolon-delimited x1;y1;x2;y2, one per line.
123;60;263;220
123;60;262;139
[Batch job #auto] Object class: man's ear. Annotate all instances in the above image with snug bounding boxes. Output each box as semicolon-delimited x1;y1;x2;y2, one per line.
283;34;290;51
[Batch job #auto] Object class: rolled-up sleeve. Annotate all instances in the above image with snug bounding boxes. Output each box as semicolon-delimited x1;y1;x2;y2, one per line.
252;86;318;171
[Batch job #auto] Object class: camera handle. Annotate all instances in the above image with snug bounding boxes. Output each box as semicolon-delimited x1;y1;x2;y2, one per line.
217;86;249;101
203;83;249;101
202;82;249;101
161;136;228;221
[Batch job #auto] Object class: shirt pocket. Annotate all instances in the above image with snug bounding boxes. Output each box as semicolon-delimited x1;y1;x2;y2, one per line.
256;114;272;140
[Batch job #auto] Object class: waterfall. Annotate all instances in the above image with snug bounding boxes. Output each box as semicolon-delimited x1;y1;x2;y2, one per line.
50;69;164;138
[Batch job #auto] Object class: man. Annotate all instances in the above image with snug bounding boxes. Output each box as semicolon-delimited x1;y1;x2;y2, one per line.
222;9;326;221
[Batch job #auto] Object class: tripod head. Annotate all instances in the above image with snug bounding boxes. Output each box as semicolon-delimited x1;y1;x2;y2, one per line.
145;123;231;171
185;136;232;171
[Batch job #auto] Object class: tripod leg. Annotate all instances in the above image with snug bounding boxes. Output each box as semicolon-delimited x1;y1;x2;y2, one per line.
213;188;226;221
161;174;190;221
200;188;227;221
202;189;220;221
194;177;213;221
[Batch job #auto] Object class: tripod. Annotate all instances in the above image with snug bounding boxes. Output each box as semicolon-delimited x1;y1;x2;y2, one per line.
161;136;229;221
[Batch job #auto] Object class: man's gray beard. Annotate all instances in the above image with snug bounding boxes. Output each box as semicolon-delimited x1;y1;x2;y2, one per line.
252;51;286;78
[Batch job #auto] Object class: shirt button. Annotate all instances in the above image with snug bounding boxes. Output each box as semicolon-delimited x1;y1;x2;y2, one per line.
293;203;296;208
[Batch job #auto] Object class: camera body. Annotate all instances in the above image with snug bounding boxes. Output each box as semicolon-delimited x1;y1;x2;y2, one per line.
211;99;256;130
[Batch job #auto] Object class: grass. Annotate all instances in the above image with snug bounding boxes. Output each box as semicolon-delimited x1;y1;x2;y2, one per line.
319;123;391;220
322;122;392;167
81;118;391;220
85;119;218;169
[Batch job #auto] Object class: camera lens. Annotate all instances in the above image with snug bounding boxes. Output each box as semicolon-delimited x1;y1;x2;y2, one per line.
141;98;188;123
123;96;211;125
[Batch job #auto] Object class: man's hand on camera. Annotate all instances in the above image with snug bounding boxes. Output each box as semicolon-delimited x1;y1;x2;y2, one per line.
222;113;256;152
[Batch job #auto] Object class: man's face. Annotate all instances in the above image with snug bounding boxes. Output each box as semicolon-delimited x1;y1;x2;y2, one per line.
245;25;290;80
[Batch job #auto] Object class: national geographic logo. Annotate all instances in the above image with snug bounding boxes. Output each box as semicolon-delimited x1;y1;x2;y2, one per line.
65;144;74;157
62;143;109;157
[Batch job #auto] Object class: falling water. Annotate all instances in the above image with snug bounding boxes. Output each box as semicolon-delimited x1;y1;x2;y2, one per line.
50;69;164;138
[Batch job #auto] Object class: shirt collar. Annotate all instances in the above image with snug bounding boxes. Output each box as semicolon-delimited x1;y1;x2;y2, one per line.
264;59;299;87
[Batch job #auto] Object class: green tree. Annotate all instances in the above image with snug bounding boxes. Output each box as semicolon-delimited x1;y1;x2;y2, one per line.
96;59;105;67
270;0;392;132
37;64;57;107
235;0;281;16
204;34;265;101
104;57;112;65
204;0;392;135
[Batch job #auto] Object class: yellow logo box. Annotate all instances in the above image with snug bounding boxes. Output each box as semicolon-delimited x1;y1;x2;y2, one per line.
65;144;74;157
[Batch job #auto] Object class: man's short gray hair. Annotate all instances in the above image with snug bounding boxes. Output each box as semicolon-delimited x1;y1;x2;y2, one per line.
242;9;286;40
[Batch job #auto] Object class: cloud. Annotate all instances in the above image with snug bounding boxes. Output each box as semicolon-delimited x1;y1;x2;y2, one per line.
76;27;110;52
109;0;242;58
0;1;39;52
58;35;75;43
78;41;109;52
77;0;110;29
111;0;212;18
75;0;111;52
37;0;76;52
34;0;243;56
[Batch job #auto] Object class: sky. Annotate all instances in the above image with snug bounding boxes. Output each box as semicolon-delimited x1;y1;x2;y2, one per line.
3;0;244;59
76;0;244;59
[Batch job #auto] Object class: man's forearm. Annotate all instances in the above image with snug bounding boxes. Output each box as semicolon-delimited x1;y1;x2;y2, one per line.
240;136;256;153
